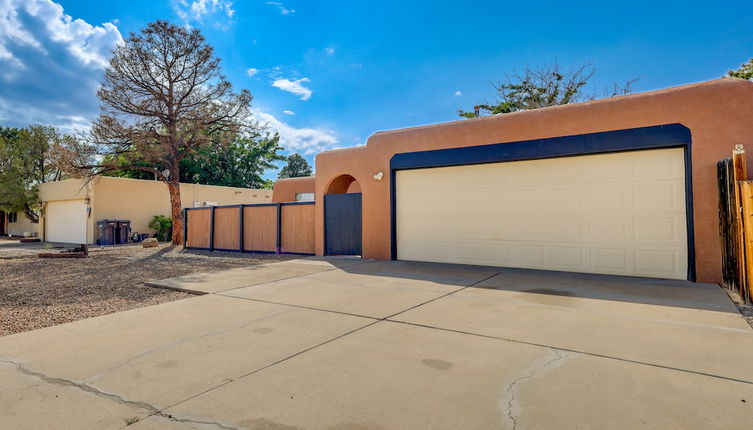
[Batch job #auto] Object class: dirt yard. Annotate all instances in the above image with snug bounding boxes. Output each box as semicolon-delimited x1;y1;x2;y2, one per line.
0;243;298;336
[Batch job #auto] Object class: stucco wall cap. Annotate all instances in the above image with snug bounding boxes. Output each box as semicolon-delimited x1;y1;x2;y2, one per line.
275;176;315;183
365;78;751;143
316;144;369;158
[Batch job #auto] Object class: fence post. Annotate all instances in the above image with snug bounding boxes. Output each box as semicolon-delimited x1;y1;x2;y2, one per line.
239;205;245;253
209;206;216;252
182;208;188;249
276;203;282;254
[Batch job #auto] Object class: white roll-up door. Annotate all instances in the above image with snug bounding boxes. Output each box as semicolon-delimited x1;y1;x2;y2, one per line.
45;200;88;244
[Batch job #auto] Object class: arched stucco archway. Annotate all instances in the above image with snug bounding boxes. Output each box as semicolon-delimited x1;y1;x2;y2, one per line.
325;174;360;194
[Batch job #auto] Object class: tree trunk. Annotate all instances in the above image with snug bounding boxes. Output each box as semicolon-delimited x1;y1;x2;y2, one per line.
23;206;39;224
167;179;183;245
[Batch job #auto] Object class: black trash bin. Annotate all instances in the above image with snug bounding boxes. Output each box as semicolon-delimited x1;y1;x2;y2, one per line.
96;220;117;245
115;220;131;245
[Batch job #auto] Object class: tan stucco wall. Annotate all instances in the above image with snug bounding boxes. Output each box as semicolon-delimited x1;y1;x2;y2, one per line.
272;176;316;202
40;176;272;244
5;214;39;237
313;78;753;284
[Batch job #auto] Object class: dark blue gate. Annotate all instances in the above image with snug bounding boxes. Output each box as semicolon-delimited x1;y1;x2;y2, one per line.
324;193;362;255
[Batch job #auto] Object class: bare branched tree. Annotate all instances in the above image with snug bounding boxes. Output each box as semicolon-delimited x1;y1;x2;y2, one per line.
459;61;638;118
82;20;251;244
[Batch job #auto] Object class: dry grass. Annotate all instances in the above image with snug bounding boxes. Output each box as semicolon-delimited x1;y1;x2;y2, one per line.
0;244;298;336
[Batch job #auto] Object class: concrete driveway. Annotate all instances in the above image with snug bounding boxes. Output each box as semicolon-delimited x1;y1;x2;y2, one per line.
1;257;752;429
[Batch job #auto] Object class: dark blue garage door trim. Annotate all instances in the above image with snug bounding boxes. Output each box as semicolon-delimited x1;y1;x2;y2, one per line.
389;123;695;281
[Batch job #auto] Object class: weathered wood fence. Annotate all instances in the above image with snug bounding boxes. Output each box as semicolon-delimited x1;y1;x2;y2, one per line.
184;202;315;255
718;145;752;303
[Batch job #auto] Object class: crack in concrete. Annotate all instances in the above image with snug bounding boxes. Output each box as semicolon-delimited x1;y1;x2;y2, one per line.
0;357;161;414
502;349;565;430
2;358;242;430
152;413;242;430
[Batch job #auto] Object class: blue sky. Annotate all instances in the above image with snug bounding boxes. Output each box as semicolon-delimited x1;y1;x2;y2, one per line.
1;1;752;178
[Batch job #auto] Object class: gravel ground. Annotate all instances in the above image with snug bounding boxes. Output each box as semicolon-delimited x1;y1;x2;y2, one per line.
0;244;298;336
739;304;753;329
720;286;753;329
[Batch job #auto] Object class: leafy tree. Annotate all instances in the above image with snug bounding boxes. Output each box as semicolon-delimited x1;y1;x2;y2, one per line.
727;59;753;80
178;131;284;187
78;20;252;245
278;153;313;179
104;130;284;188
459;62;636;118
0;125;74;223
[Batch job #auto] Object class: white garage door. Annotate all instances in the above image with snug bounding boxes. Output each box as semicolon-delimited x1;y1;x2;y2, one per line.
396;148;688;279
46;200;88;244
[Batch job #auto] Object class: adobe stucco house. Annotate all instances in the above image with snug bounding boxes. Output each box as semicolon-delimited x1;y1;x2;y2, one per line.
39;176;272;244
0;210;38;237
275;78;753;284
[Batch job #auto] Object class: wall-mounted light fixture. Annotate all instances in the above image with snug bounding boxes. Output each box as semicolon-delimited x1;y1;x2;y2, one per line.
373;171;384;181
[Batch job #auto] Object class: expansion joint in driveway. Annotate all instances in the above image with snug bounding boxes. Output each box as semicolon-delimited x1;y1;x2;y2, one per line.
218;270;753;387
380;272;502;321
216;259;375;296
157;319;381;414
384;319;753;387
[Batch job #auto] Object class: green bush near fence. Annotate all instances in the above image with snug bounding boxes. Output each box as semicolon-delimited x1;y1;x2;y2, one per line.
148;215;172;242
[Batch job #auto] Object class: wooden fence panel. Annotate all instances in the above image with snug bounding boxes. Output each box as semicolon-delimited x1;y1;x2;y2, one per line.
186;208;211;249
281;204;315;254
214;207;241;251
243;205;277;252
739;181;753;302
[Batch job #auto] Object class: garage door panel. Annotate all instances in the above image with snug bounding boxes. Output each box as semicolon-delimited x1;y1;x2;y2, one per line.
590;247;630;271
589;217;630;241
588;186;630;212
550;217;585;241
549;188;586;212
396;148;688;279
551;246;586;268
632;149;684;179
634;217;680;242
633;183;681;210
588;152;632;181
483;243;512;263
514;217;549;240
635;249;681;275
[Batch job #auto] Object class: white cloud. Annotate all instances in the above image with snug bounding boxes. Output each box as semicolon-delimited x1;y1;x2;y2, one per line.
253;109;337;155
0;0;122;131
246;67;258;77
324;47;335;56
173;0;235;24
454;90;463;96
272;77;312;100
265;1;295;15
282;110;295;115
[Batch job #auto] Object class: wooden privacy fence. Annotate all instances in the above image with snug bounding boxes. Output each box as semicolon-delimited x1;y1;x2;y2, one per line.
184;202;315;255
718;145;752;304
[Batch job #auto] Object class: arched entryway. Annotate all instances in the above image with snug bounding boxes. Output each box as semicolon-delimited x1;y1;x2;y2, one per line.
324;175;362;256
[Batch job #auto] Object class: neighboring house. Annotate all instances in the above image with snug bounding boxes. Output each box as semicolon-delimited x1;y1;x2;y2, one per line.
39;176;272;245
272;176;316;202
275;78;753;284
1;210;39;237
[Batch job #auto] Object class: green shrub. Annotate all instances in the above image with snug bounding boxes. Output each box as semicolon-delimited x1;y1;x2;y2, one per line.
148;215;172;242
